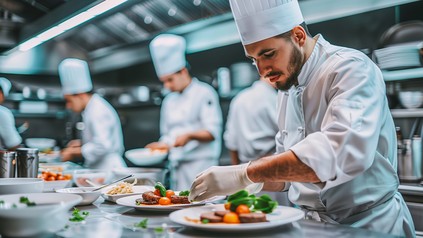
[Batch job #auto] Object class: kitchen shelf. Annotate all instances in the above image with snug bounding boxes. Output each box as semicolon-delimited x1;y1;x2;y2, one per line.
11;110;69;119
382;67;423;82
390;109;423;118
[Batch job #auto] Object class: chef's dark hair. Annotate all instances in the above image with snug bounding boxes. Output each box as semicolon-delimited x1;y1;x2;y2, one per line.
275;22;312;39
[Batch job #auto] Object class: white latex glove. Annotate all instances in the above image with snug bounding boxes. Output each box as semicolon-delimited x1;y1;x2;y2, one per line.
189;162;263;202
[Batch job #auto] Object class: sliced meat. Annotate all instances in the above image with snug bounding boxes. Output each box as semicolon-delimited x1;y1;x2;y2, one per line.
200;212;223;223
141;191;160;204
214;210;230;217
171;195;190;204
239;213;267;223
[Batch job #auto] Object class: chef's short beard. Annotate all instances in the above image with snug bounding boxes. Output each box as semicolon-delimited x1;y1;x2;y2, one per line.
275;44;303;91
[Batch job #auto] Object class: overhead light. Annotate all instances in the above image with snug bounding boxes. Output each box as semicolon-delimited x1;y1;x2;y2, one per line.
18;0;127;52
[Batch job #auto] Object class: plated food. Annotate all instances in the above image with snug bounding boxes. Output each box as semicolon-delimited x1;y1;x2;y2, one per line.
169;204;305;232
136;182;190;206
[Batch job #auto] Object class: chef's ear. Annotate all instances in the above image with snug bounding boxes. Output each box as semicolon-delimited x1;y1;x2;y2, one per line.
291;26;306;47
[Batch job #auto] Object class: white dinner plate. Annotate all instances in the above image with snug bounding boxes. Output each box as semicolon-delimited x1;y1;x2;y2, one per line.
169;204;304;232
101;185;155;203
116;194;226;211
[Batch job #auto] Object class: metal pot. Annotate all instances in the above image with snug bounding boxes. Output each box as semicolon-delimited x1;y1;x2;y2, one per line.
398;137;422;182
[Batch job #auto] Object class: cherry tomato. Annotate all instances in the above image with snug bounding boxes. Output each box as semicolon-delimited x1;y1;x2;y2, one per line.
224;202;231;210
235;204;250;214
223;212;240;223
165;190;175;198
46;176;56;181
154;189;162;197
158;197;171;205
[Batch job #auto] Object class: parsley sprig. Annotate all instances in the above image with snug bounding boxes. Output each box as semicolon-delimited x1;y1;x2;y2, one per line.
69;208;89;222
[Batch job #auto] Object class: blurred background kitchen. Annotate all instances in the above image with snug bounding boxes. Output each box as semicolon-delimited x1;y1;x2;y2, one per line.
1;0;423;211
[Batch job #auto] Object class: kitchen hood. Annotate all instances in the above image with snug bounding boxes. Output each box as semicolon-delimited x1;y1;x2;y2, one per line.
0;0;420;75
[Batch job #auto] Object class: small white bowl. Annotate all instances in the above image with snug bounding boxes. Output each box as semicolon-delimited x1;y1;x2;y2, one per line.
399;91;423;109
125;148;168;166
73;169;110;187
0;178;44;195
43;180;72;192
0;193;82;237
56;187;101;205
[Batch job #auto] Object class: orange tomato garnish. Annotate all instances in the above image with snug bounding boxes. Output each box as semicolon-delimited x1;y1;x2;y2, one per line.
224;202;231;210
158;197;171;205
166;190;175;198
223;212;240;223
235;204;250;214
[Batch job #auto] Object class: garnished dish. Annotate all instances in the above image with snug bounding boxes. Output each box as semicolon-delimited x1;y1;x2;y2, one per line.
115;183;225;211
197;190;277;224
169;190;305;232
135;182;190;206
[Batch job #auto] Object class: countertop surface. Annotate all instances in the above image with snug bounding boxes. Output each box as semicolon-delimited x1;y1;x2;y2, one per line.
52;197;400;238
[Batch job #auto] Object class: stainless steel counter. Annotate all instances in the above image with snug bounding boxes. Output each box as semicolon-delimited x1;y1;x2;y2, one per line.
53;198;399;238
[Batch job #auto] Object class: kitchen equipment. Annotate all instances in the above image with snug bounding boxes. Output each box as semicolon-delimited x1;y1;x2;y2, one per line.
124;148;168;166
217;67;231;96
230;62;257;90
0;178;44;194
73;169;111;187
16;148;39;178
25;138;56;152
91;174;134;192
0;151;16;178
398;91;423;109
398;137;422;182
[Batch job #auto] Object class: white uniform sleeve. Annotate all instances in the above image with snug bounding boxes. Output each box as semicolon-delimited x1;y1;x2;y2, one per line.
290;57;386;185
0;108;22;149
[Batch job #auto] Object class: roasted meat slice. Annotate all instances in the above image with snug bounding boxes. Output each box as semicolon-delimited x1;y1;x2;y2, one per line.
200;212;223;223
238;213;267;223
141;191;161;204
170;195;190;204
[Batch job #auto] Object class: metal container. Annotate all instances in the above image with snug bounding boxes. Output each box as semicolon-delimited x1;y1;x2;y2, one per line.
16;148;39;178
0;151;16;178
398;137;422;182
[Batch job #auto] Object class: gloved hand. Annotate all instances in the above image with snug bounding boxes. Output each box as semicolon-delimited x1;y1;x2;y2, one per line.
189;162;263;202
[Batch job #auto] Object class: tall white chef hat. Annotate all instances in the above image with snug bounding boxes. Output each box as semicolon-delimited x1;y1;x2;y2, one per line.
149;34;186;78
229;0;304;45
58;58;93;95
0;77;11;97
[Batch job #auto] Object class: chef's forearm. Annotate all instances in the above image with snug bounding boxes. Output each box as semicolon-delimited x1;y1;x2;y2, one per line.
229;150;241;165
186;130;215;142
247;150;320;183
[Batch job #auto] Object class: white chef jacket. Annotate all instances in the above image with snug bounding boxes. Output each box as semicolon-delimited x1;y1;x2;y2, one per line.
224;80;278;162
276;35;414;237
160;78;222;190
0;105;22;149
81;94;126;170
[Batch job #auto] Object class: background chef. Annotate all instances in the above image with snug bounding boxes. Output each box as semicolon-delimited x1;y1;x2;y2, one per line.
58;58;126;170
0;77;22;150
146;34;222;190
189;0;414;237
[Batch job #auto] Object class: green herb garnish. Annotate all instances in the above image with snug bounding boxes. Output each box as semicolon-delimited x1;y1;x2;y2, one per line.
154;182;167;197
0;200;4;204
154;227;164;233
69;208;89;222
179;190;190;196
226;190;278;214
134;218;148;229
201;219;209;224
19;196;36;206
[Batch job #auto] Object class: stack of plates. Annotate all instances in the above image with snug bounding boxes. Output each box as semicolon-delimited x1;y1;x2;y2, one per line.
373;41;422;70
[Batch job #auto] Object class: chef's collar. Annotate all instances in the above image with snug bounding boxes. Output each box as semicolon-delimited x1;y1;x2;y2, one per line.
178;77;198;95
297;34;325;87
